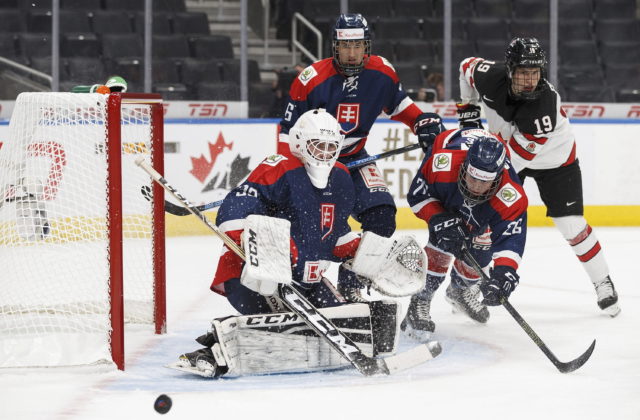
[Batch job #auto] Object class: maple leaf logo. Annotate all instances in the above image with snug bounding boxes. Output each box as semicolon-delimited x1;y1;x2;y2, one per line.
189;132;233;183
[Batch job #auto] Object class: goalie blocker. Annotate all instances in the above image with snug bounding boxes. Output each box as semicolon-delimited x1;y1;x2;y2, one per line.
169;300;404;377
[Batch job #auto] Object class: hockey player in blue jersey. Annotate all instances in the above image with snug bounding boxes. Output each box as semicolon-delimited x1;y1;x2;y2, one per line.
402;128;528;340
278;13;445;303
172;109;431;377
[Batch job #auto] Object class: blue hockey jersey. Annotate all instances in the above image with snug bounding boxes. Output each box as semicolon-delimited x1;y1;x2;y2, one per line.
407;128;528;269
211;154;360;294
278;56;422;157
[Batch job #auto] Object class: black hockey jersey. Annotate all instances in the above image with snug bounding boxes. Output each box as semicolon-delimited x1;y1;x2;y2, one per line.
459;57;576;172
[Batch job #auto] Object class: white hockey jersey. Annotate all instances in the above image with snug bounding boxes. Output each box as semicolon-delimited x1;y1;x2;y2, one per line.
459;57;576;173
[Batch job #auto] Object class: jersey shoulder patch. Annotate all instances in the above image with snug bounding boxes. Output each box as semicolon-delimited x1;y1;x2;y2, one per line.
298;65;318;86
247;154;302;185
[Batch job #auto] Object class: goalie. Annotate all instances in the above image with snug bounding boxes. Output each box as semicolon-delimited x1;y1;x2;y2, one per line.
171;109;429;378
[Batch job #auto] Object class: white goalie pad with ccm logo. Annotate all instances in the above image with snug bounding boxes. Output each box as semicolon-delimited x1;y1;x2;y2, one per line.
351;232;427;297
240;215;292;296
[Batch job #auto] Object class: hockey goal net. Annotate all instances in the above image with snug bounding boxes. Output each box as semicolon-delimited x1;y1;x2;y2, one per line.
0;92;165;370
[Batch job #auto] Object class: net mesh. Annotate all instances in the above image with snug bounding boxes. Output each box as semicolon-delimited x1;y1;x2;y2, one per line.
0;92;158;368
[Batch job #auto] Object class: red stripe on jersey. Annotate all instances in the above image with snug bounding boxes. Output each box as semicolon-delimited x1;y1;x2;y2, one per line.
522;132;548;145
415;201;446;224
508;136;536;161
210;229;244;289
333;236;361;259
569;225;592;246
247;156;303;185
561;142;577;167
578;242;602;262
366;55;400;83
288;58;337;101
494;257;519;270
334;161;351;174
392;102;422;130
339;139;367;157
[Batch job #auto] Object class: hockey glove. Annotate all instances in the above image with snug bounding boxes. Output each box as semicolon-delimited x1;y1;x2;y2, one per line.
480;265;519;306
428;212;468;259
456;103;483;129
414;112;445;153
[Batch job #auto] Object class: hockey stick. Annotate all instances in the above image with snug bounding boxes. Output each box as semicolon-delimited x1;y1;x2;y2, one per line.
144;143;422;217
135;157;440;376
460;244;596;373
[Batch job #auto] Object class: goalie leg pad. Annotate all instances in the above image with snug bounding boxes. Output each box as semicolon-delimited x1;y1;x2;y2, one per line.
183;302;400;377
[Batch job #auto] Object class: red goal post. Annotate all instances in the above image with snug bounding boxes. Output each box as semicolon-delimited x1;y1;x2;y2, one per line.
0;92;166;370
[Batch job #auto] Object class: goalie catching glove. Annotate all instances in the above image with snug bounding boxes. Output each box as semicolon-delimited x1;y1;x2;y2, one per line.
350;232;426;297
240;215;294;296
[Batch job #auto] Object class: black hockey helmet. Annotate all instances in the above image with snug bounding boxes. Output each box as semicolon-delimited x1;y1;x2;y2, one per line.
505;37;548;101
332;13;371;77
458;132;507;205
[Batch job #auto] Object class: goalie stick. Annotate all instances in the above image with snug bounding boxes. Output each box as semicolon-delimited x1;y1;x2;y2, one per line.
144;142;422;216
460;242;596;373
135;157;441;376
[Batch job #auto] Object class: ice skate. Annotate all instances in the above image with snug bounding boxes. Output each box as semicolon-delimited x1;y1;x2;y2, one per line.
401;295;435;342
445;284;489;323
171;346;228;378
594;276;620;317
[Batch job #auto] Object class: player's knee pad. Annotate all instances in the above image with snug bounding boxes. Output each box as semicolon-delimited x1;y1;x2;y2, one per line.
553;215;588;242
425;243;453;275
358;205;396;237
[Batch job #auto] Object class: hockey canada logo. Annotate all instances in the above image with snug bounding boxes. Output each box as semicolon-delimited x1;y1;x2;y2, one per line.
189;131;251;194
498;184;521;207
432;153;451;171
320;203;335;241
336;103;360;135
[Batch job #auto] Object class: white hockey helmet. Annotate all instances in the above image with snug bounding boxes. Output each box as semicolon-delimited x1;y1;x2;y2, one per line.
289;108;344;189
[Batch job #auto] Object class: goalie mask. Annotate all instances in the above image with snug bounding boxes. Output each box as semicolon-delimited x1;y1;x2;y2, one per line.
505;37;548;101
289;109;344;189
458;132;506;205
332;13;371;77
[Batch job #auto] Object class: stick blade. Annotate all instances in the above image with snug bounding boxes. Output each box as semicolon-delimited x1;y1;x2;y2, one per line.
555;339;596;373
382;341;442;374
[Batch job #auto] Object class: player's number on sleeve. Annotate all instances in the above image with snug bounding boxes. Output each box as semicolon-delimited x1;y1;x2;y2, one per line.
284;103;295;121
476;61;495;73
504;219;523;236
236;185;257;198
533;115;552;134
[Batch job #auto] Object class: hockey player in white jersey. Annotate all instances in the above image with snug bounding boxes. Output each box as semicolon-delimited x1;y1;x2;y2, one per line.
457;37;619;317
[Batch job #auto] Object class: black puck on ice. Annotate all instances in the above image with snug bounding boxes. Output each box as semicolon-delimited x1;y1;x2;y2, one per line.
154;394;172;414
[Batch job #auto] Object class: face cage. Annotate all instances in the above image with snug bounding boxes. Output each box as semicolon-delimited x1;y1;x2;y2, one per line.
332;39;371;77
305;138;340;165
507;65;548;101
457;165;503;206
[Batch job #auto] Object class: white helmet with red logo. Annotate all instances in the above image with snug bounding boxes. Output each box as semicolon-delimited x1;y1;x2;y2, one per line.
289;109;344;189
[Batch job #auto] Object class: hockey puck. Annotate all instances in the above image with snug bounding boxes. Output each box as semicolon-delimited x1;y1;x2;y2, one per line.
154;394;172;414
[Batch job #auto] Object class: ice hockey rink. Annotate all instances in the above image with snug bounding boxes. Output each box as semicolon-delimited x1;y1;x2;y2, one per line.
1;226;638;420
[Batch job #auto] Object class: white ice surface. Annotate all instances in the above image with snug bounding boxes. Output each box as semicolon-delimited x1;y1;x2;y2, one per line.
1;227;638;420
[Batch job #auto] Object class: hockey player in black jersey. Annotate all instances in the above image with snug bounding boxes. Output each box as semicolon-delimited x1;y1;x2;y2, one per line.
457;37;619;317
